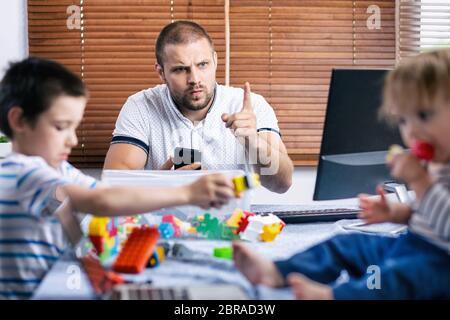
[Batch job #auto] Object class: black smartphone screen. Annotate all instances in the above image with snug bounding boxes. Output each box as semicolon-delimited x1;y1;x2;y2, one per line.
173;147;202;170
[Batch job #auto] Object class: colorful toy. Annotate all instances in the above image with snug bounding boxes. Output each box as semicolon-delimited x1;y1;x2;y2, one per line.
81;253;124;295
221;224;240;240
196;213;222;239
88;217;119;262
240;213;285;242
226;209;245;228
147;245;166;268
213;246;233;260
232;173;261;197
158;222;175;239
113;226;159;274
162;215;182;237
236;211;255;234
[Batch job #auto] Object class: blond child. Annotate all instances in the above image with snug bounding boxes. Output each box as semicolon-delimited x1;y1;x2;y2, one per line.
233;49;450;299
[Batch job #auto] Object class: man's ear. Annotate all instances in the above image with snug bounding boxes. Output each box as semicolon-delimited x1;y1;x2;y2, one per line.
7;107;27;134
155;63;166;83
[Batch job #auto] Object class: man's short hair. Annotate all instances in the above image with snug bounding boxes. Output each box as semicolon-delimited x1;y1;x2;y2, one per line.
155;20;214;67
0;57;87;138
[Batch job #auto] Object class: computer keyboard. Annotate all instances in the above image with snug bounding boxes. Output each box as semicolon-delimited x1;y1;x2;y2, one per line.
112;284;189;300
250;204;360;224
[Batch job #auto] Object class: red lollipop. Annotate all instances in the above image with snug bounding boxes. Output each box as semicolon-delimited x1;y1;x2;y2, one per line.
411;141;434;160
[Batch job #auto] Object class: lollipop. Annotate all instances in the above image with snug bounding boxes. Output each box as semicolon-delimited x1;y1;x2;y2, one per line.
411;141;434;161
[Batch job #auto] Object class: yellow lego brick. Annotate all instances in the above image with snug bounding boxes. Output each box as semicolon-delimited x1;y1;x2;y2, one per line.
226;209;244;228
187;227;197;234
233;174;261;196
261;224;281;242
88;217;109;236
156;246;165;263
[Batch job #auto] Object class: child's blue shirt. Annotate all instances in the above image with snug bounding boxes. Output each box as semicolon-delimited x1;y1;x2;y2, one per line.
0;153;96;299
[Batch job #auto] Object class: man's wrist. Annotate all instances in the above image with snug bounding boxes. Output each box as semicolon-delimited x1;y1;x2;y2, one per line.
247;134;273;167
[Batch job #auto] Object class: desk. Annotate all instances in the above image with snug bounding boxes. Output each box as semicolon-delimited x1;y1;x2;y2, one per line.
33;218;369;300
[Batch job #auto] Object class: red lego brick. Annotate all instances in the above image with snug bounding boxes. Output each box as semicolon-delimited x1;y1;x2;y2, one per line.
112;226;159;274
89;235;104;255
236;211;255;234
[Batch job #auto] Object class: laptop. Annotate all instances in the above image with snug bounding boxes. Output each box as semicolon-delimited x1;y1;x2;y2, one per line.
55;200;248;300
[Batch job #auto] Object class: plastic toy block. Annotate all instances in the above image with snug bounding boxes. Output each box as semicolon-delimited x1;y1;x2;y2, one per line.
221;224;240;240
113;226;159;274
162;215;181;237
412;141;434;160
81;253;124;295
240;227;261;242
261;224;282;242
213;247;233;260
148;245;166;268
196;213;221;239
159;222;175;239
232;173;261;197
88;217;110;236
226;209;244;228
89;235;104;255
257;213;285;231
236;211;255;234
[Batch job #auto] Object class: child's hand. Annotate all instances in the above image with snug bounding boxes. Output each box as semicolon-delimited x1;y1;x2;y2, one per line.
389;152;428;185
186;174;235;209
358;185;393;224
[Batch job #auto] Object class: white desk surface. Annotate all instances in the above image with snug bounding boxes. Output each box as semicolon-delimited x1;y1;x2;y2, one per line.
33;218;403;300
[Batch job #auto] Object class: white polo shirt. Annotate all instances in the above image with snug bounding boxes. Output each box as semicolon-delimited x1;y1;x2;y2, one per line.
112;84;281;170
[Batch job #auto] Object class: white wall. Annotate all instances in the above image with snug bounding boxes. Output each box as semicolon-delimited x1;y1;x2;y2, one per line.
0;0;28;79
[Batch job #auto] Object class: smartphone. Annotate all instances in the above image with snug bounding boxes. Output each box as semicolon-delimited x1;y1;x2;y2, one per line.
173;147;202;170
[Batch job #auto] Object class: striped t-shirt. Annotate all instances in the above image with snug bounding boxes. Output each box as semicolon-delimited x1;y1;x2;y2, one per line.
0;153;96;299
410;164;450;254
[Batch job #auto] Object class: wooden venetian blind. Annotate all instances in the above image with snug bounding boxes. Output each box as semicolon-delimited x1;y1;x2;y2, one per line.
29;0;398;167
230;0;396;165
28;1;82;78
398;0;450;60
28;0;225;167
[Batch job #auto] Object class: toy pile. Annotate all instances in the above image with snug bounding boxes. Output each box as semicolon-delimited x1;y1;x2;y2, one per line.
86;209;285;271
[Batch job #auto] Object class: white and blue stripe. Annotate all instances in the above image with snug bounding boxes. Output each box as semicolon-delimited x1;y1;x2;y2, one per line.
0;153;97;299
410;165;450;253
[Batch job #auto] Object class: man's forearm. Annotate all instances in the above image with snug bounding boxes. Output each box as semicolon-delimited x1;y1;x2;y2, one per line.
249;135;293;193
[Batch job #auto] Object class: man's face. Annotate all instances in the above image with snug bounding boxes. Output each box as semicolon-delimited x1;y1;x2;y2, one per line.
157;38;217;112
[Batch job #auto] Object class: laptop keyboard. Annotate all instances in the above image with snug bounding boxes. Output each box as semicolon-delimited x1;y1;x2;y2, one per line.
112;284;189;300
251;204;360;223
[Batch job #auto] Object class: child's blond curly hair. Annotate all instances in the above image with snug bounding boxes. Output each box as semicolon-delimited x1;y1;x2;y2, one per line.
380;49;450;124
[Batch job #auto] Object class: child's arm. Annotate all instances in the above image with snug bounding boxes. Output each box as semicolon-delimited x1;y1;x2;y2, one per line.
415;183;450;238
389;153;450;237
358;185;413;224
59;173;235;216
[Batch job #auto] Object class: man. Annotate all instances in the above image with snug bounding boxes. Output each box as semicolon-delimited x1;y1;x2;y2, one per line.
104;21;293;193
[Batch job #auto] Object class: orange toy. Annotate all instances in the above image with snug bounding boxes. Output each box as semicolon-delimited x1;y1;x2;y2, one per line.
112;226;159;274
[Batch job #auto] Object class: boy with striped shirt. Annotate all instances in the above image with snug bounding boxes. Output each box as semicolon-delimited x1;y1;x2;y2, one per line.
0;57;235;299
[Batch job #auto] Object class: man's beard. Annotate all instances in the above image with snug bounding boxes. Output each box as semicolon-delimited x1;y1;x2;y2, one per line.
171;86;214;112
